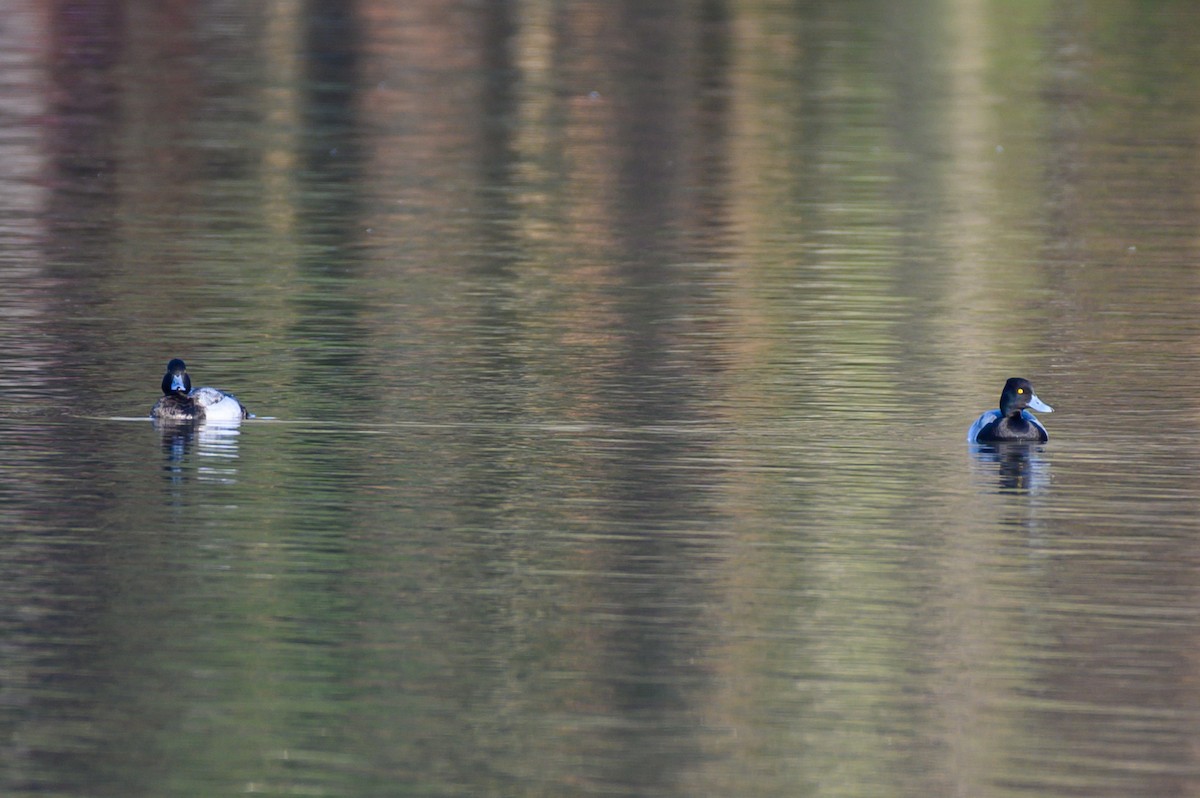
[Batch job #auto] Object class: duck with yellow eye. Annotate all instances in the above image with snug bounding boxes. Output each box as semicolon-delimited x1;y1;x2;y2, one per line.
967;377;1053;443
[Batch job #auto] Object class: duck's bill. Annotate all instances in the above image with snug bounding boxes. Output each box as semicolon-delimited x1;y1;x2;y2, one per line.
1028;394;1053;413
170;373;188;392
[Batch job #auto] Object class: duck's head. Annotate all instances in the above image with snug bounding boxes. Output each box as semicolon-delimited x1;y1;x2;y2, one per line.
161;358;191;397
999;377;1052;417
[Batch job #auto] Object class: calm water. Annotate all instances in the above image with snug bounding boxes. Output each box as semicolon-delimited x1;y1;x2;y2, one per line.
4;1;1200;796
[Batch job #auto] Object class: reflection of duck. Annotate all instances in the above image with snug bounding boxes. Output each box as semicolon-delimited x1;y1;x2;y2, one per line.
150;358;249;422
968;377;1053;443
970;441;1050;493
155;409;243;485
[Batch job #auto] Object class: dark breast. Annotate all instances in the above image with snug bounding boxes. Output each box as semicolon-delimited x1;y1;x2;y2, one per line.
979;415;1047;442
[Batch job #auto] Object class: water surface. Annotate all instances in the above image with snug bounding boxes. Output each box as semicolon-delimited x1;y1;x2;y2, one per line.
4;2;1200;796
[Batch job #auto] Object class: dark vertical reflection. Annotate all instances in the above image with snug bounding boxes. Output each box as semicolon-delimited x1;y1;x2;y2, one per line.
690;0;734;256
303;0;361;192
480;0;517;194
585;2;732;792
1038;0;1089;265
46;1;123;218
44;0;123;353
281;1;367;785
613;2;680;253
460;0;527;608
292;0;370;396
0;5;126;794
471;0;523;397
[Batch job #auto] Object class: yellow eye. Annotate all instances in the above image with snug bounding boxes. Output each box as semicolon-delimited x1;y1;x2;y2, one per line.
1017;388;1024;394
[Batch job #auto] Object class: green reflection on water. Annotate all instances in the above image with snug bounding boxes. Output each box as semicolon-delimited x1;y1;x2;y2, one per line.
2;1;1200;796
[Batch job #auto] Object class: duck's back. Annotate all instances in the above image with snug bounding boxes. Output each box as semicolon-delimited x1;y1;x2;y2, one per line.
191;386;249;421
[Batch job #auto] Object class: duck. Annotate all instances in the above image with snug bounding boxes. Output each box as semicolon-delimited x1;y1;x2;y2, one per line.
967;377;1052;443
150;358;249;422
